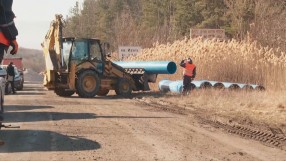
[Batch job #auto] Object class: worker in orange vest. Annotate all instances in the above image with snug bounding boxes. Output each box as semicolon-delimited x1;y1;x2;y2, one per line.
180;57;196;95
0;0;18;146
0;0;19;64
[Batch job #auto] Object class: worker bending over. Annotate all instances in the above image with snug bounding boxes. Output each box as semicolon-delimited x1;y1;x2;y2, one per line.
180;57;196;95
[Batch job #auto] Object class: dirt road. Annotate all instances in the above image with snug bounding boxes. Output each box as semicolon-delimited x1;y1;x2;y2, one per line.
0;82;285;161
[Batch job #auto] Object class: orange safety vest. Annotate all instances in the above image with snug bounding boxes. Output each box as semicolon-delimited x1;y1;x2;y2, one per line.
183;63;196;77
0;32;10;46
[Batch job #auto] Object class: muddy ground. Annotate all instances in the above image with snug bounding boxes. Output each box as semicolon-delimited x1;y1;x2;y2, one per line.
0;81;285;161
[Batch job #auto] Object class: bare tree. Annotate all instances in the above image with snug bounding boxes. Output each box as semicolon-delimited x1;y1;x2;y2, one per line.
250;0;286;50
224;0;255;40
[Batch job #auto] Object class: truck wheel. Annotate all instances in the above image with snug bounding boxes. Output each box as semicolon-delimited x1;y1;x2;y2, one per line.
76;70;100;98
97;88;109;96
55;88;75;97
115;78;132;97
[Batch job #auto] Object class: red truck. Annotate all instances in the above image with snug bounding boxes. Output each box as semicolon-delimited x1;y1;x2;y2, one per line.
2;58;24;72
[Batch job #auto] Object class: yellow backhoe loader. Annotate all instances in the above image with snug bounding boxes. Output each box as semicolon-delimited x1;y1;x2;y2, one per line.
42;15;150;98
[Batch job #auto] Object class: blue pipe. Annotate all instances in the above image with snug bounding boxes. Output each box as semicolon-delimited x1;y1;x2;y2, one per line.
162;80;211;93
250;84;265;90
114;61;177;74
221;82;240;89
158;79;265;93
237;83;254;90
237;83;247;88
169;80;184;93
158;79;172;92
192;80;212;88
207;81;225;88
207;81;219;86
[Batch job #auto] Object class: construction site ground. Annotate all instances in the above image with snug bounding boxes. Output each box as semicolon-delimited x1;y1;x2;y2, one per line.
0;81;285;161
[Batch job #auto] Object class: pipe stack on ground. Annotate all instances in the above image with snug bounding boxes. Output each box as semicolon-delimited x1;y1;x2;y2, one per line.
159;79;265;93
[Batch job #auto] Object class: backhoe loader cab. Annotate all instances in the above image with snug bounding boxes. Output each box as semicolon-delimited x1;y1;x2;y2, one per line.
62;38;105;73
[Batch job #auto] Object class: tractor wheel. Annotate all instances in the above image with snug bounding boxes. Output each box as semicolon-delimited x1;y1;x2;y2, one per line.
54;88;75;97
76;70;100;98
115;78;132;97
97;88;109;96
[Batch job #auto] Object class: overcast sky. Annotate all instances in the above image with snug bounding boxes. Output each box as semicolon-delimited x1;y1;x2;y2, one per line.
13;0;84;49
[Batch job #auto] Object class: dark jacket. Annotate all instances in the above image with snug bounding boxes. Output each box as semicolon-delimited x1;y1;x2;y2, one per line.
0;0;18;41
180;60;196;78
7;64;15;76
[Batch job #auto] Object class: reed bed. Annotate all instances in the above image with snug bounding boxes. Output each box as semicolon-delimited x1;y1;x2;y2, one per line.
129;38;286;90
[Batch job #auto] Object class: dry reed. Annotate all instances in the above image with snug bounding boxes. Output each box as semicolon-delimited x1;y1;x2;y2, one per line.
129;38;286;90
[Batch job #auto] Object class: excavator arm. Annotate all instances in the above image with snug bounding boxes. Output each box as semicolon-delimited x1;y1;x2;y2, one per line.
41;14;64;89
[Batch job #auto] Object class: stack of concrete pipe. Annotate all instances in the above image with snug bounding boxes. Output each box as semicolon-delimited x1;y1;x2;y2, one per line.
159;79;265;94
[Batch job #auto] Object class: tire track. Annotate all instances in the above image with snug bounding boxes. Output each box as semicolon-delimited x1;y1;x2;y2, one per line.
135;98;286;150
200;118;286;149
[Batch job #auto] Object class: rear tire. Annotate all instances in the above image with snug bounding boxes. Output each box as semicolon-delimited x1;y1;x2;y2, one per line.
55;88;75;97
115;78;132;97
76;70;100;98
97;88;109;96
